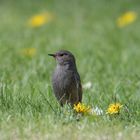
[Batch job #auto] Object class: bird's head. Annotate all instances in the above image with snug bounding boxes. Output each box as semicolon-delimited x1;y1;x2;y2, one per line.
48;50;76;66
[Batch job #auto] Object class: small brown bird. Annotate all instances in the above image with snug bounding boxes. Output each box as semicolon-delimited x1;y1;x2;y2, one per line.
48;50;82;106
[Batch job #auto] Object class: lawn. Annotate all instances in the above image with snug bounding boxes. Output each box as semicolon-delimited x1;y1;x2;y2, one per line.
0;0;140;139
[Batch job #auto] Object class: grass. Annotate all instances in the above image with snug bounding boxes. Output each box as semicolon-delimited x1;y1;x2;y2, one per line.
0;0;140;139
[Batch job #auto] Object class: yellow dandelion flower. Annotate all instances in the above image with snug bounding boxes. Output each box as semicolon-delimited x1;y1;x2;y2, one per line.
73;102;91;114
106;103;123;115
28;12;53;27
117;11;137;27
22;48;36;57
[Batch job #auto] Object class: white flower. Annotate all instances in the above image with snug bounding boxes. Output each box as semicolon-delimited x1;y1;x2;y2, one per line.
91;106;103;115
83;81;92;89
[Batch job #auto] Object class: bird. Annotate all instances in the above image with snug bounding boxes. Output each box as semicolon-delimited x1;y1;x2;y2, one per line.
48;50;82;106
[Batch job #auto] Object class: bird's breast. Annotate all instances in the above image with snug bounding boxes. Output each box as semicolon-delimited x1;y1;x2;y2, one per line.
52;66;74;90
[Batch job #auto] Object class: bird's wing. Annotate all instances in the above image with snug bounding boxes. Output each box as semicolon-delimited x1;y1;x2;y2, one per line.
74;72;82;102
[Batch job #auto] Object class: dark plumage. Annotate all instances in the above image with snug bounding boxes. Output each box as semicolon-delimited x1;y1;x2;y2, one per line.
48;50;82;106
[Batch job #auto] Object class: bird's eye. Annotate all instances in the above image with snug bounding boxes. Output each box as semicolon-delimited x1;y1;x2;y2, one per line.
59;53;68;57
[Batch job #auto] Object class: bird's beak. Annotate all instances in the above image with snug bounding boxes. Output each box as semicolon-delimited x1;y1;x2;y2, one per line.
48;54;56;57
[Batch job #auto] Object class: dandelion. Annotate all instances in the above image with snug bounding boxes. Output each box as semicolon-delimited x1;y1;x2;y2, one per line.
28;12;53;27
106;103;123;115
117;11;137;27
21;48;36;57
73;102;91;114
83;81;92;89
